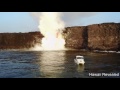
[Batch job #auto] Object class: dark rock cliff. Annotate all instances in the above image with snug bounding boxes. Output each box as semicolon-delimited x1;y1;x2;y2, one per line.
0;23;120;51
63;23;120;51
87;23;120;51
0;32;43;49
63;26;88;49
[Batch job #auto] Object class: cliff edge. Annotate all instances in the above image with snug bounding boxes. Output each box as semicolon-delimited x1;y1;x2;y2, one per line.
0;23;120;51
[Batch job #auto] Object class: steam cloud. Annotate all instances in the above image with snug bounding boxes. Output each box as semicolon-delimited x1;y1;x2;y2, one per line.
30;12;98;51
30;12;98;26
38;12;65;50
30;12;66;50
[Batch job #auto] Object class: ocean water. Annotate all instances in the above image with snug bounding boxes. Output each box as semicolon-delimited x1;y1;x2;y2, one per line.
0;50;120;78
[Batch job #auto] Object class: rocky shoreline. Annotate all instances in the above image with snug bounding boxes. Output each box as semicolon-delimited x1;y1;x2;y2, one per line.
63;23;120;51
0;23;120;51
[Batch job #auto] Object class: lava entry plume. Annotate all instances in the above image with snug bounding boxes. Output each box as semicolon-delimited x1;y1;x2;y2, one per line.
38;12;66;50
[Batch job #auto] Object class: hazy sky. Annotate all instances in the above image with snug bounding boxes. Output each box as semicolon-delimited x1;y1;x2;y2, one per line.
0;12;120;33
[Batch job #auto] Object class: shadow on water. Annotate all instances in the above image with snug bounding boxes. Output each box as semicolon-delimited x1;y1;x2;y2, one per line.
77;65;85;73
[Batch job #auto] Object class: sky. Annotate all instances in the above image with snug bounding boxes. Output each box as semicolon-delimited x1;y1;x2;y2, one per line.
0;12;120;33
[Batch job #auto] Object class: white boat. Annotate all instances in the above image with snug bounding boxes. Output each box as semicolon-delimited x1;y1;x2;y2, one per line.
74;55;85;65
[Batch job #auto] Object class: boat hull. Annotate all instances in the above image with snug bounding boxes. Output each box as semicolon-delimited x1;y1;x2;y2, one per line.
74;59;85;65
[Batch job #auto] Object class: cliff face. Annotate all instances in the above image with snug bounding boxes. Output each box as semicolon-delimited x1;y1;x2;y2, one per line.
0;23;120;51
0;32;43;49
87;23;120;51
63;26;88;49
63;23;120;51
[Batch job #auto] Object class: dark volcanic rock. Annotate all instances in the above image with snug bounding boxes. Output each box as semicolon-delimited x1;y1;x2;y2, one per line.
63;26;88;49
0;32;43;49
63;23;120;51
0;23;120;51
87;23;120;51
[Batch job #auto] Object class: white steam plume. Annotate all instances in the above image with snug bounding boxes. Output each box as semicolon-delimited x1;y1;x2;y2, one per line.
38;12;65;38
39;12;65;50
30;12;98;26
30;12;98;51
31;12;66;50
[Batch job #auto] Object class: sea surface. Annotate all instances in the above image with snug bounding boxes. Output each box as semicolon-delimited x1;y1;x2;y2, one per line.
0;50;120;78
